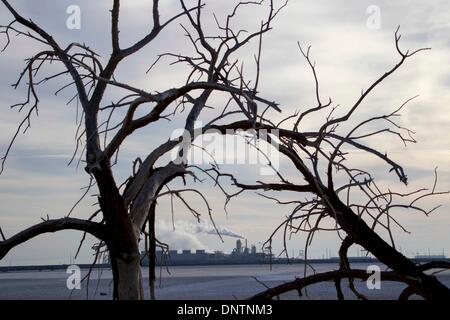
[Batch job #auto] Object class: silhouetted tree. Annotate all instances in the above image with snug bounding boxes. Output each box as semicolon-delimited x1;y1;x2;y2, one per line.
206;31;450;300
0;0;283;299
0;0;448;301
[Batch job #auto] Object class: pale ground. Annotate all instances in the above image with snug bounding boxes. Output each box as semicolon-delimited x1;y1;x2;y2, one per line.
0;263;448;300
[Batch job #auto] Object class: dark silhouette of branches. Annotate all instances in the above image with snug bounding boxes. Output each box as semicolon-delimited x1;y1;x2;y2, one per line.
1;0;448;301
0;0;286;299
194;28;449;300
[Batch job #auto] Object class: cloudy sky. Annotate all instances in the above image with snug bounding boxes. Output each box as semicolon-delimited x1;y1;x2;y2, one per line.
0;0;449;265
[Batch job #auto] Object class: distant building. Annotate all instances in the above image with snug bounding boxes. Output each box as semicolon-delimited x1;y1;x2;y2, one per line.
235;239;242;254
243;239;249;254
214;251;225;257
141;239;272;266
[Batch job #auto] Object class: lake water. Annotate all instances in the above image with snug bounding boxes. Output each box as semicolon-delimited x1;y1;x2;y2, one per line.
0;263;449;300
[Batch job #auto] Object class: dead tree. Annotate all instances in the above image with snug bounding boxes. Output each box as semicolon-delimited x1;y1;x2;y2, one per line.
1;0;448;301
0;0;284;299
204;30;450;300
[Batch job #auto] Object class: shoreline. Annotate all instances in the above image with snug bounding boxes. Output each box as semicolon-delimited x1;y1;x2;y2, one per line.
1;257;448;273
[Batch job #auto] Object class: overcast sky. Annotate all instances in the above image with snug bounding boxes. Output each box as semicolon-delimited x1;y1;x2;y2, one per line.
0;0;449;265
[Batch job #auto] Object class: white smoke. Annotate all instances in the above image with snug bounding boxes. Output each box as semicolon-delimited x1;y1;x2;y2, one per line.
175;219;244;239
156;219;207;251
155;219;243;251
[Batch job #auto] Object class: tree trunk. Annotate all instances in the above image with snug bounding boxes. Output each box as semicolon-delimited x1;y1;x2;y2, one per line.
94;159;144;300
114;252;143;300
148;203;157;300
326;190;450;300
105;215;144;300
